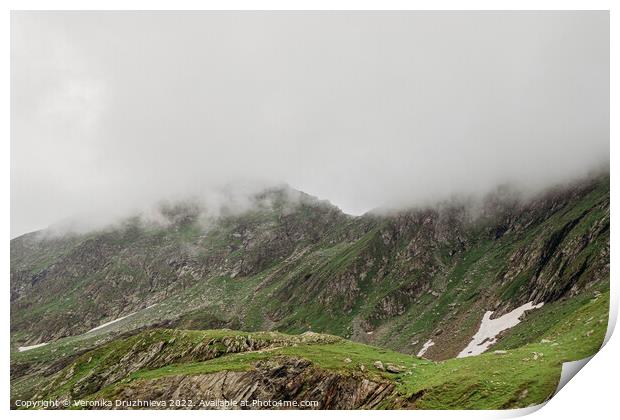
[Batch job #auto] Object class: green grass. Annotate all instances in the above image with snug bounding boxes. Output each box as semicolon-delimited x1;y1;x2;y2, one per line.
53;288;610;410
493;280;609;350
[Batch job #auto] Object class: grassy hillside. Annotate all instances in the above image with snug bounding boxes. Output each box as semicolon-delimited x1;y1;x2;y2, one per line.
12;285;608;409
10;175;610;409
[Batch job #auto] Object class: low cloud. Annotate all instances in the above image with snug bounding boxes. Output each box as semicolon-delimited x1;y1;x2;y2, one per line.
11;11;609;237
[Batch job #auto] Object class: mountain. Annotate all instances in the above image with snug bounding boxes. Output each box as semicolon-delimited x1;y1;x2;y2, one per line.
10;174;610;409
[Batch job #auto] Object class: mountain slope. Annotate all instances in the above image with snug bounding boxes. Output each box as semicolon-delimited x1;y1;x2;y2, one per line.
11;175;609;362
10;174;611;409
11;286;608;409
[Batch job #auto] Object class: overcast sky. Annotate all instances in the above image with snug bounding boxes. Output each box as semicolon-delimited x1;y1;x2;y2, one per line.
11;11;609;237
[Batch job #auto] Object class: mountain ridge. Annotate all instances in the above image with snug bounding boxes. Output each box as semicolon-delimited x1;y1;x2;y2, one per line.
10;173;610;409
11;174;609;357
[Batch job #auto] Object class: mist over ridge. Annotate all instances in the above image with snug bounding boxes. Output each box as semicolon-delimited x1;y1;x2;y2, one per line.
25;167;607;240
11;12;609;237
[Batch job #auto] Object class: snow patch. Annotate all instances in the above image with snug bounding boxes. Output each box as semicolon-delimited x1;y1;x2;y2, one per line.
18;342;49;352
417;339;435;357
88;312;136;332
87;304;159;333
457;301;544;358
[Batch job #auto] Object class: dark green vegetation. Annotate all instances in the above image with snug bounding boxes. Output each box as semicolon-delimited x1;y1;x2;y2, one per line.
10;174;610;409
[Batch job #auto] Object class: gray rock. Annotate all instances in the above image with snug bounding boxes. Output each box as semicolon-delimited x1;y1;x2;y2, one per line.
385;364;402;373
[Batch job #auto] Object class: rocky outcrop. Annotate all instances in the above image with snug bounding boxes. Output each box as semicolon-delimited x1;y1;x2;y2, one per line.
100;357;395;410
36;330;342;401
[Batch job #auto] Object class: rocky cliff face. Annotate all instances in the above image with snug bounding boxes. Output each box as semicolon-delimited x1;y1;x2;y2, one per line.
30;330;341;402
11;175;609;361
104;357;395;410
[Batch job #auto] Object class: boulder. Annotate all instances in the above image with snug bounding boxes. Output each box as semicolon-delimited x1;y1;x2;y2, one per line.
385;364;402;373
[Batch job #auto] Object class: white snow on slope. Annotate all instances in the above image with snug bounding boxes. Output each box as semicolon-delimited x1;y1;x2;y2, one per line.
457;301;544;358
18;342;49;352
87;304;159;333
88;312;136;332
417;339;435;357
18;304;160;351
